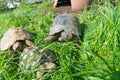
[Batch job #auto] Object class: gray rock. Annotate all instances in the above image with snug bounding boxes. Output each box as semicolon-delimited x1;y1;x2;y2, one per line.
6;0;20;9
6;0;42;9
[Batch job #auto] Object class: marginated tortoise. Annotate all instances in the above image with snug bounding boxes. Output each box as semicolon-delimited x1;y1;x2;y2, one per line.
0;27;34;51
43;13;80;42
19;46;56;78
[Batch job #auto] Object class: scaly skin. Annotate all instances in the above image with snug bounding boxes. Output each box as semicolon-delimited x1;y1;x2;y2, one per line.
12;41;23;51
59;31;73;41
43;35;58;42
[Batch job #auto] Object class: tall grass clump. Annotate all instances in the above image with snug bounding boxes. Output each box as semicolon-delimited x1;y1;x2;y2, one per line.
75;0;120;79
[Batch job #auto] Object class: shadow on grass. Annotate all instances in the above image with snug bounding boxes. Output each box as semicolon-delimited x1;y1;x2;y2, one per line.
110;71;120;80
0;8;14;14
0;9;6;13
79;23;87;41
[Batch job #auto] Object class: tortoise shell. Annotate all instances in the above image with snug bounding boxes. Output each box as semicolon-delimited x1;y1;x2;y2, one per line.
49;13;80;36
0;27;33;51
19;46;56;75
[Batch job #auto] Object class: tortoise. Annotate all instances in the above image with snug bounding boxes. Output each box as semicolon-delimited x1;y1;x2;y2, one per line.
19;46;56;78
43;13;80;42
0;27;34;51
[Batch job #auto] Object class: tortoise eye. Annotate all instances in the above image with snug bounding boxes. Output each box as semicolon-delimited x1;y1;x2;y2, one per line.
67;35;69;37
66;34;73;38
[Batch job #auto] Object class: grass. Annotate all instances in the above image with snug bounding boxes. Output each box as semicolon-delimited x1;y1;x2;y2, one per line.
0;0;120;80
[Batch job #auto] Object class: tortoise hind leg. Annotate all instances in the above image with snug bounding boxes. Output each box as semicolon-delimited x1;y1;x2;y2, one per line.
36;71;45;78
36;62;56;78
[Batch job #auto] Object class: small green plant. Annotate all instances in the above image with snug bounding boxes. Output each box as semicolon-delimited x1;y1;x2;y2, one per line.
0;0;6;9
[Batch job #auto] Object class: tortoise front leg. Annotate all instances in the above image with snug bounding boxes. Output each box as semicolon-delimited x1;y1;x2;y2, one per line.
43;35;59;42
25;40;34;46
12;41;23;51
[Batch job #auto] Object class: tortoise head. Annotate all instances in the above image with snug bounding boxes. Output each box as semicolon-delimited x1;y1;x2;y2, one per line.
58;31;73;41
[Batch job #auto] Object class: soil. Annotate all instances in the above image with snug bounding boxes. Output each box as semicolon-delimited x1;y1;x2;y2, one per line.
48;3;77;16
55;6;72;15
54;5;85;16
